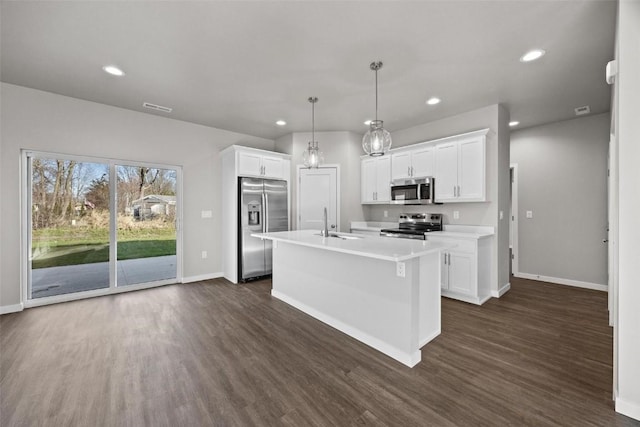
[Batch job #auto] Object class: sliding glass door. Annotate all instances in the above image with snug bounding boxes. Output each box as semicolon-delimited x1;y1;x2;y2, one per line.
116;165;177;286
29;158;111;298
25;151;180;303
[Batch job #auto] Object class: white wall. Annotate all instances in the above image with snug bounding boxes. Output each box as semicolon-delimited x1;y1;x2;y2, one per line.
364;104;511;295
0;83;274;309
616;0;640;421
511;113;610;288
275;131;365;232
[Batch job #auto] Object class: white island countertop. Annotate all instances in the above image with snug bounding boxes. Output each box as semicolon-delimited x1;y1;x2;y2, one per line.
252;229;451;262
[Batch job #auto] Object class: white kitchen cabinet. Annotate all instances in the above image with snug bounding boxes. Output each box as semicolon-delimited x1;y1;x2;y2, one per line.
361;156;391;204
434;134;486;203
238;151;289;180
427;233;492;305
391;146;434;180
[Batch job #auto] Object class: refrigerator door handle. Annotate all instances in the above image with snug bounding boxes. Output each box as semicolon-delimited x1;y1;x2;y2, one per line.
264;193;269;232
261;192;267;233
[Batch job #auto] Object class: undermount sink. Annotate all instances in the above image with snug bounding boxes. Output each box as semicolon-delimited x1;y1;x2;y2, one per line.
315;232;361;240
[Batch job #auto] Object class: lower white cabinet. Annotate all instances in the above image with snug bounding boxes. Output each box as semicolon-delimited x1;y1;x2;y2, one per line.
427;234;492;305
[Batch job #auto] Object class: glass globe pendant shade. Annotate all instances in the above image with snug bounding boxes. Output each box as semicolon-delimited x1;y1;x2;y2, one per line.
303;141;323;168
362;120;392;156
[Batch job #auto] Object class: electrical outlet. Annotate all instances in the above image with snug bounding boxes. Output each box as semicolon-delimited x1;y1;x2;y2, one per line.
396;262;406;278
384;210;388;218
453;211;460;220
499;211;504;220
526;210;533;219
201;251;207;259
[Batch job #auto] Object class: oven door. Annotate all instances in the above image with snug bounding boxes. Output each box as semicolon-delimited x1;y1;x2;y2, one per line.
380;230;426;240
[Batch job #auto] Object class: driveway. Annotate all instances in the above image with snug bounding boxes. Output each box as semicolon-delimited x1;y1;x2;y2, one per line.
31;255;177;299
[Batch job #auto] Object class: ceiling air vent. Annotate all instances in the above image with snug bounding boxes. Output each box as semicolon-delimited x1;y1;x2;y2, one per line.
574;105;590;116
143;102;172;113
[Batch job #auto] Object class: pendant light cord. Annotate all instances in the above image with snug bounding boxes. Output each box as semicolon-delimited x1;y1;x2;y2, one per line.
375;68;378;122
312;99;315;146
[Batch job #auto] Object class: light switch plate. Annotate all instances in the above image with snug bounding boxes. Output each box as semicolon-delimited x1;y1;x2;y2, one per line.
201;251;207;259
201;210;213;218
499;211;504;220
526;210;533;219
384;210;388;218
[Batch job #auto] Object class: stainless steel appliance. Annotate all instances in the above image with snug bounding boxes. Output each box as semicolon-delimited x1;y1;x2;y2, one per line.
390;177;438;205
238;177;288;281
380;213;443;240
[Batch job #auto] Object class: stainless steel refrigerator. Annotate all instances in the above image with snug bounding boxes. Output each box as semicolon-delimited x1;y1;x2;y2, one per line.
238;177;288;281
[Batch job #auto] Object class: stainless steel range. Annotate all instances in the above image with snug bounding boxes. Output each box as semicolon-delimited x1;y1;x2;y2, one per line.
380;213;443;240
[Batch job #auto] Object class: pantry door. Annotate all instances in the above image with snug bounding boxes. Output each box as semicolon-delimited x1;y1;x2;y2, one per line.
297;166;339;232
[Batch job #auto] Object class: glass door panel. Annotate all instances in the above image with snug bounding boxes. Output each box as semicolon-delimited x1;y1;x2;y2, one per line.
115;165;177;286
30;157;110;299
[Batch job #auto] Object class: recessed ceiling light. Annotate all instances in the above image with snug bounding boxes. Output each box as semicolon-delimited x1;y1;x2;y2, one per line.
426;97;441;105
520;49;546;62
276;120;287;126
364;120;372;126
509;121;520;127
102;65;125;76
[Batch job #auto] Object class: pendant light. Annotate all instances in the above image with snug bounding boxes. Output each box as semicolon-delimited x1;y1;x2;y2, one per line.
362;61;392;156
303;96;323;168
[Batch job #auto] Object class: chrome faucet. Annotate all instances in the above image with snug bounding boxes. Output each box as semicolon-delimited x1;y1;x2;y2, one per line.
321;206;329;237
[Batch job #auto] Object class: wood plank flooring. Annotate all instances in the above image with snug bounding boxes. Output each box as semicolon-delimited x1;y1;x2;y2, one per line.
1;276;638;426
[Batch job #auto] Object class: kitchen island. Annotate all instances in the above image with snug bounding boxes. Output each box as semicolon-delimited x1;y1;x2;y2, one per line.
252;230;450;367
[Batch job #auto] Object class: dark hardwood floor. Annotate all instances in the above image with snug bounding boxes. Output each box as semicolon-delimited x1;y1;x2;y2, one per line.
1;276;638;426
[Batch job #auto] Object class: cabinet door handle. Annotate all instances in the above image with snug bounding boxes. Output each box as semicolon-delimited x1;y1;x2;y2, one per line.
407;166;410;176
457;185;460;197
411;166;414;176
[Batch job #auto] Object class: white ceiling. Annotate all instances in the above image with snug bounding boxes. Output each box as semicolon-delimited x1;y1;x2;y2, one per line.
0;1;616;140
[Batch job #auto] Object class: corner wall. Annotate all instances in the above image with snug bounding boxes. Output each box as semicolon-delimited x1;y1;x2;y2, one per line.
275;131;365;232
510;113;610;288
0;83;274;309
616;0;640;421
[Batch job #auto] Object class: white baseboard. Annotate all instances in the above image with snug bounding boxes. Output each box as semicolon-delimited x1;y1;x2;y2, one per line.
491;282;511;298
514;272;607;292
616;397;640;422
1;302;24;315
182;272;223;284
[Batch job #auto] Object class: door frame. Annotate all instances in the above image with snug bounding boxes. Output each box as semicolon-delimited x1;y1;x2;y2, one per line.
296;164;341;231
510;163;519;276
20;149;183;308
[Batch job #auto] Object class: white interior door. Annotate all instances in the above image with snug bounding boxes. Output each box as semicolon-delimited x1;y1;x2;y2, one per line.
298;167;338;232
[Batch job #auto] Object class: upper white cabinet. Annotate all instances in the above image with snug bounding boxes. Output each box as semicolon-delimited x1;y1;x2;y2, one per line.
238;150;289;180
361;156;391;204
391;146;434;180
434;133;486;203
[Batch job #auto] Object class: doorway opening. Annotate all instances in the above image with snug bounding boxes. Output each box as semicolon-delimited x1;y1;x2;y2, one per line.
510;163;519;276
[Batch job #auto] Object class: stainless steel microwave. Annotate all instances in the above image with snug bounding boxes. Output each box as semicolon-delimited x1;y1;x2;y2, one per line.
390;177;437;205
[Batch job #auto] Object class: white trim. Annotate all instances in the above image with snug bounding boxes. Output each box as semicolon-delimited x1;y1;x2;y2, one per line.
510;163;519;275
296;164;341;232
441;291;491;306
24;279;178;308
616;397;640;422
271;289;422;367
182;272;224;283
491;282;511;298
0;303;24;315
514;272;607;292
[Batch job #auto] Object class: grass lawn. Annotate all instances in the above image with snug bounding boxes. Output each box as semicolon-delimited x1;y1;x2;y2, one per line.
32;226;176;269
